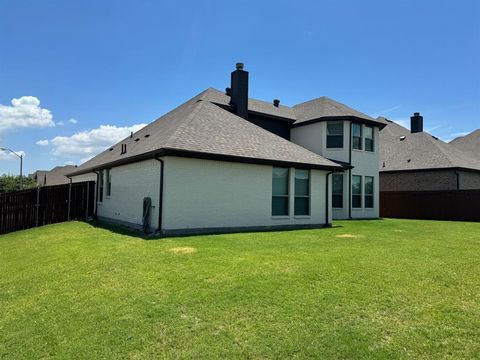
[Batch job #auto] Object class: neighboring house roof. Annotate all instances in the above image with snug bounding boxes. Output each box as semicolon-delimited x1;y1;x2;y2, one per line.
379;118;480;173
449;129;480;160
31;165;77;186
292;96;386;128
69;90;343;176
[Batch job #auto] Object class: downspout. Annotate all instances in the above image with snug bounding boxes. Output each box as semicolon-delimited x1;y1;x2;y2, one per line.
348;122;353;219
325;170;334;227
455;169;460;190
154;155;164;234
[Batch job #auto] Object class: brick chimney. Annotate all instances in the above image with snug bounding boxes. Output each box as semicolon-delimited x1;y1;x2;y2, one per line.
410;112;423;133
230;62;248;120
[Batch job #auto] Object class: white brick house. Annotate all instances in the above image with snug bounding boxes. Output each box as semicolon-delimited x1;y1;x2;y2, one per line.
69;64;384;234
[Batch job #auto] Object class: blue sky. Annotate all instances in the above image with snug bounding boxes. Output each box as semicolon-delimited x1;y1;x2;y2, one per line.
1;0;479;175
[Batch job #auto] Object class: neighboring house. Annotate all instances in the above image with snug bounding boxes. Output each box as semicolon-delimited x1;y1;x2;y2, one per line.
379;114;480;191
30;165;77;186
450;129;480;160
69;63;383;234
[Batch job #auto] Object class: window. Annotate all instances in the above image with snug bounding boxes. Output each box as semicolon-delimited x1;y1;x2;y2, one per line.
352;123;362;150
365;176;374;208
272;167;289;216
294;169;310;215
106;169;112;196
332;174;343;208
98;170;104;202
365;126;374;152
352;175;362;208
327;122;344;148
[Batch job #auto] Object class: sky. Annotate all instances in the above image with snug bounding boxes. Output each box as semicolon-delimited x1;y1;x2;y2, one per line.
1;0;479;175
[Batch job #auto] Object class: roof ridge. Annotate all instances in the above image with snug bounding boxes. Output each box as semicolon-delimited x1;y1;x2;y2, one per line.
164;100;205;148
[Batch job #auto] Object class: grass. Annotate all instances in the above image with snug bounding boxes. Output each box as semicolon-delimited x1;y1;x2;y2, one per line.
0;219;479;359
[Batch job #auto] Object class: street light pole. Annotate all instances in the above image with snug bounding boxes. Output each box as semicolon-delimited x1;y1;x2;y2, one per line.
0;147;24;189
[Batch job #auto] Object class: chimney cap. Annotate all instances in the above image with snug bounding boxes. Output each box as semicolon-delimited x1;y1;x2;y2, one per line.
273;99;280;107
236;62;244;70
413;112;420;116
225;87;231;96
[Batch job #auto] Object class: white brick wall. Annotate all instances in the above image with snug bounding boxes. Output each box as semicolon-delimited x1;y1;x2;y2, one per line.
97;159;161;230
162;156;330;231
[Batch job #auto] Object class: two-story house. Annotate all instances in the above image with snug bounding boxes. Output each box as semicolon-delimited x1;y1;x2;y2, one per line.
69;64;384;234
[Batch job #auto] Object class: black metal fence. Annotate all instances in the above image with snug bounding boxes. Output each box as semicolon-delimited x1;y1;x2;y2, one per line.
380;190;480;222
0;181;95;235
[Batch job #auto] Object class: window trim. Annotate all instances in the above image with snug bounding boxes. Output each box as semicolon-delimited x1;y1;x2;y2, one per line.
332;173;344;209
105;168;112;197
272;167;290;217
326;121;344;149
352;123;363;151
352;175;362;209
365;125;374;152
294;169;311;216
364;176;374;209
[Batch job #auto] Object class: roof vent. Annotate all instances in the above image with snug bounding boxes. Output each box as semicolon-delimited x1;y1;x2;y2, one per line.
407;159;411;163
225;87;231;96
109;147;113;151
400;136;406;141
144;134;150;138
120;144;127;155
130;132;133;138
382;161;386;168
135;138;140;142
273;99;280;107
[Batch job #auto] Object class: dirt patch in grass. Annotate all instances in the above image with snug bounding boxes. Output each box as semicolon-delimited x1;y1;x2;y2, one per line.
168;247;197;254
336;234;362;238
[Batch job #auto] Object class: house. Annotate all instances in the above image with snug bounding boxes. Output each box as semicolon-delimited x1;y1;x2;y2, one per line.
69;64;384;234
450;129;480;160
30;165;77;186
378;114;480;191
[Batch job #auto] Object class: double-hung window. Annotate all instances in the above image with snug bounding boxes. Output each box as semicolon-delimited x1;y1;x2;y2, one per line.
365;126;374;152
272;167;289;216
294;169;310;216
106;169;112;197
98;170;104;202
352;175;362;208
332;174;343;208
326;122;344;148
364;176;374;208
352;123;362;150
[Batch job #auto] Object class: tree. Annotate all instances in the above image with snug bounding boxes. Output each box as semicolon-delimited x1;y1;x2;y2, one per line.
0;175;37;193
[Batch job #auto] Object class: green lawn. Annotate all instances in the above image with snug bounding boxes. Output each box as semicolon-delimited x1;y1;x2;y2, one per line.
0;219;479;359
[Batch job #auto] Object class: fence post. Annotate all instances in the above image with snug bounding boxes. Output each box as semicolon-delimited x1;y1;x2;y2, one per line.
35;186;40;227
67;181;72;221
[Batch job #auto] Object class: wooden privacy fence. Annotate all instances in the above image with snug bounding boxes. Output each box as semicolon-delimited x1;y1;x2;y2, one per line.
380;190;480;222
0;181;95;235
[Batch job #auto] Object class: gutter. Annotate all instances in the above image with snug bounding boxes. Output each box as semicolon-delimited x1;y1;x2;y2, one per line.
154;155;164;234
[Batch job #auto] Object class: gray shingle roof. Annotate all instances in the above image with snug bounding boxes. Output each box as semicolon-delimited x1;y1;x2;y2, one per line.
292;96;385;128
32;165;77;186
200;88;296;120
69;90;342;175
379;119;480;172
450;129;480;160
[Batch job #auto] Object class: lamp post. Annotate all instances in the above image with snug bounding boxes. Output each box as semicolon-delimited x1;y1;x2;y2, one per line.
1;147;23;189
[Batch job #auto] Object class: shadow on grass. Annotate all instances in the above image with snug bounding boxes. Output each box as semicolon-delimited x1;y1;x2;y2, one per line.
84;220;344;241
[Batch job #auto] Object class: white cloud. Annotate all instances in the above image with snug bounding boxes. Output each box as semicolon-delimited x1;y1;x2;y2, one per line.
56;121;65;126
0;96;54;133
0;149;26;160
68;118;77;124
36;139;49;146
50;123;147;160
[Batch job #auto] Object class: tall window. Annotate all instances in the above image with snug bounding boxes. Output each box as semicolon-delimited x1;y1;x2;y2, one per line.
98;170;104;202
352;123;362;150
106;169;112;196
272;167;289;216
327;122;344;148
332;174;343;208
365;126;374;152
352;175;362;208
294;169;310;215
365;176;374;208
